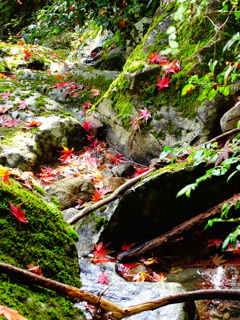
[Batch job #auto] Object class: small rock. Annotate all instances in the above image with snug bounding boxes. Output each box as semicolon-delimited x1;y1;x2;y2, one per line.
111;163;135;177
103;176;126;191
220;102;240;132
47;177;95;209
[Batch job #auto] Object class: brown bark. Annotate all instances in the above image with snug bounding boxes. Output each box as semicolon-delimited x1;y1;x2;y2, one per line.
117;193;240;263
1;263;240;319
199;127;240;146
67;168;155;225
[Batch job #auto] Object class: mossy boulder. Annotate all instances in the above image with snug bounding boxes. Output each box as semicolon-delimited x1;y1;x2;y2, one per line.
0;170;84;319
92;0;239;164
98;162;240;247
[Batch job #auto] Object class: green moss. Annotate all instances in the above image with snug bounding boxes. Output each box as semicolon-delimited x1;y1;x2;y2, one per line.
31;181;46;196
111;91;133;128
94;216;108;231
0;171;83;319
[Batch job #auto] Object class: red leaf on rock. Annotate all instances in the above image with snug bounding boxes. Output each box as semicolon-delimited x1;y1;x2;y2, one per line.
82;121;95;133
23;120;42;129
92;241;113;260
92;187;112;202
97;272;109;284
138;108;151;122
156;75;171;90
121;242;134;251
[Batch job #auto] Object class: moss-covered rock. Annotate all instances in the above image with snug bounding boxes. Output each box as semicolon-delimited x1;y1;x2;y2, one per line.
0;170;84;319
92;0;240;164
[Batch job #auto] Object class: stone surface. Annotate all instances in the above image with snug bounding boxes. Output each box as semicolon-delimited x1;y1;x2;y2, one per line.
47;176;95;209
220;102;240;132
75;258;195;320
98;163;240;247
94;47;127;71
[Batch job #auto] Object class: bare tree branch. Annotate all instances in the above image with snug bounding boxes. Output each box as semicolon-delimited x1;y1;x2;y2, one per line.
1;263;240;319
67;168;155;225
117;193;240;262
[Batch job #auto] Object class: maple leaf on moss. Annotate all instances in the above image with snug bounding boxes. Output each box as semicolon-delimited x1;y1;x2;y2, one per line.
148;52;167;64
97;272;109;285
27;264;43;276
91;89;101;96
156;75;171;90
9;202;28;225
0;305;28;320
0;167;12;185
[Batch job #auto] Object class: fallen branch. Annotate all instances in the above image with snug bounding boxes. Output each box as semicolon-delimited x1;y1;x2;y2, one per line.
199;127;240;147
67;167;155;225
117;193;240;263
1;262;240;319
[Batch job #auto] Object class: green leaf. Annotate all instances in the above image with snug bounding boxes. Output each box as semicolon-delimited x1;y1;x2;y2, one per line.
208;88;217;101
169;40;178;48
176;183;197;198
218;86;230;96
234;11;240;18
166;26;176;34
181;84;195;95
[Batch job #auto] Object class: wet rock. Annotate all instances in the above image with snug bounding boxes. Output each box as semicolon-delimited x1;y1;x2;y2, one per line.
75;258;196;320
47;176;95;209
0;115;87;170
102;176;126;191
111;163;135;177
220;102;240;132
94;47;127;71
98;163;240;247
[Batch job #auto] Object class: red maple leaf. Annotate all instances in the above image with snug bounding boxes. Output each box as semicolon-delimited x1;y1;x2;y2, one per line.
0;305;28;320
97;272;109;285
138;108;152;122
8;202;28;230
58;146;74;163
53;81;69;89
156;75;171;90
121;242;134;251
0;167;12;185
92;241;113;260
23;49;31;61
206;239;223;248
23;119;42;129
92;187;112;202
27;264;43;276
148;52;167;64
82;121;95;133
91;89;101;96
1;92;11;99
